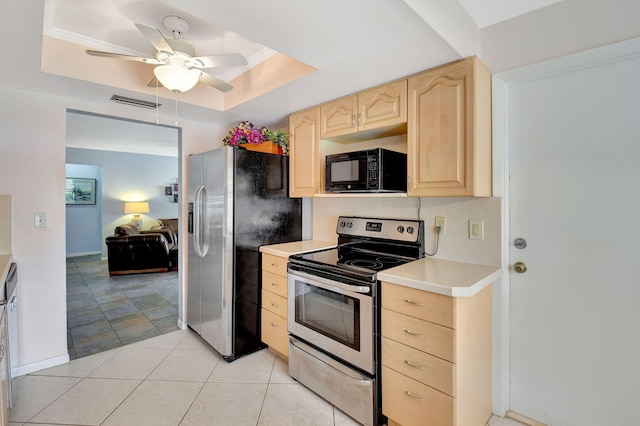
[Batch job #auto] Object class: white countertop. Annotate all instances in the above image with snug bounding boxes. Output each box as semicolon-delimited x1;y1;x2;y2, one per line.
377;257;502;297
259;240;335;257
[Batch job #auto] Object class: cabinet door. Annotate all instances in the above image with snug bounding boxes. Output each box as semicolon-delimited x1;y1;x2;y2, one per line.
358;80;407;132
407;57;491;197
320;96;357;138
289;107;321;197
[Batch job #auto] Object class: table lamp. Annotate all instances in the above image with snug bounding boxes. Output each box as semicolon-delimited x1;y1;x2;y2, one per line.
124;201;150;229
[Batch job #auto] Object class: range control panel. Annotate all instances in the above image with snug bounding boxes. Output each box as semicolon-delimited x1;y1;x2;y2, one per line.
336;216;424;243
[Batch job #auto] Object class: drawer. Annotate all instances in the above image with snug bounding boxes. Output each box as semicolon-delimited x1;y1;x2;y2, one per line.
261;309;289;357
262;253;288;277
382;365;453;426
382;308;455;362
262;289;287;319
382;337;454;396
262;270;288;298
382;281;455;328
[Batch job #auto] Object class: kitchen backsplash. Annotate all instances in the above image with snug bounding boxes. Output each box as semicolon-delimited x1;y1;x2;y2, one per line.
312;196;501;266
0;195;11;254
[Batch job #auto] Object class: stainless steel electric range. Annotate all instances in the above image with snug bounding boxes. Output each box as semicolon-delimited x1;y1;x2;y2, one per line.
287;216;424;426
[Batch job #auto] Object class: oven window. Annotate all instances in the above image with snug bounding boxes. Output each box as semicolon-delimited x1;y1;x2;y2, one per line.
294;281;360;350
331;160;360;182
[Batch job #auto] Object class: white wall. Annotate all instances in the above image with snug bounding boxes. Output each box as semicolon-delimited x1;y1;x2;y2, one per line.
66;148;179;258
312;196;501;267
0;84;221;375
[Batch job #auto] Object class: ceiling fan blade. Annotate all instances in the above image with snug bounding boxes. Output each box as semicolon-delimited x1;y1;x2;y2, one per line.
135;23;175;55
192;53;248;69
86;50;161;64
199;71;234;92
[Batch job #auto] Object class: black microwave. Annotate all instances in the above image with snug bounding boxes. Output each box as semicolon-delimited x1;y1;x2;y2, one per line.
325;148;407;192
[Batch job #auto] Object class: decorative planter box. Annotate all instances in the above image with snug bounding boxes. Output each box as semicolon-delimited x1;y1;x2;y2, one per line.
241;141;284;155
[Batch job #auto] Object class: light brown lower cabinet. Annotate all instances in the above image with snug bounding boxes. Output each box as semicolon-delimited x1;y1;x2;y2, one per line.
261;253;290;360
381;281;493;426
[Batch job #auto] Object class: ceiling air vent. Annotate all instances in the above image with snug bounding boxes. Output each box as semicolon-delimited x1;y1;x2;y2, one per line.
110;95;160;109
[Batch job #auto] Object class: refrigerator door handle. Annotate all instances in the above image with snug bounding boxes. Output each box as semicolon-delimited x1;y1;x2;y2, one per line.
193;184;208;258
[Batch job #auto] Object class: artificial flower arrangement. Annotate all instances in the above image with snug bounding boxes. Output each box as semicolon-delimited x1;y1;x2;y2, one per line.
222;121;289;155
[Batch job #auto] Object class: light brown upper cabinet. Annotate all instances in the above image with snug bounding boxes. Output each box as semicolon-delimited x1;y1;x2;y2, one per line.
407;57;492;197
289;107;321;197
321;80;407;139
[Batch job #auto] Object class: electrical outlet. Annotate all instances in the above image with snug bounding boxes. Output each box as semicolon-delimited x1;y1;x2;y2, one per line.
469;219;484;240
434;216;446;234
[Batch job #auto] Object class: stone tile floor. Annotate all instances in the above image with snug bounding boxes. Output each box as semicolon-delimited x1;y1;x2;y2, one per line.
66;254;179;359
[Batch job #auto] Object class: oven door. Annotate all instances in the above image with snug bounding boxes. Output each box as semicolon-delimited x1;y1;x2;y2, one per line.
287;270;374;374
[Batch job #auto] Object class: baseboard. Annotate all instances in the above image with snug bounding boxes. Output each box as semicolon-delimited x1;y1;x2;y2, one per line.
506;411;547;426
177;318;188;330
66;251;101;258
11;353;70;378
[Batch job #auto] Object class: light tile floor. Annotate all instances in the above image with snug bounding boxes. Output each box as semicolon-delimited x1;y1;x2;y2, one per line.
9;329;524;426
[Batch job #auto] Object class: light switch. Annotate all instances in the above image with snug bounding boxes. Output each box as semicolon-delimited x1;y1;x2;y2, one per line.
34;212;47;228
469;219;484;240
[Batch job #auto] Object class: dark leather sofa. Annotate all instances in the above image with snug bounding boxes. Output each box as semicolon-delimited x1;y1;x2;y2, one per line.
152;218;179;271
105;223;177;276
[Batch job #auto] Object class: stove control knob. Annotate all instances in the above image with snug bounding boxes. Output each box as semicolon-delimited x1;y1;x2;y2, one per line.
396;225;405;233
347;221;353;228
339;221;346;228
407;226;415;234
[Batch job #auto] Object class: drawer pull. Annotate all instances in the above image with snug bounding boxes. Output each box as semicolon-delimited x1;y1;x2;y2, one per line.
271;302;279;308
404;390;424;401
270;322;279;328
404;298;424;306
271;262;278;268
404;360;425;370
271;282;280;287
404;329;424;338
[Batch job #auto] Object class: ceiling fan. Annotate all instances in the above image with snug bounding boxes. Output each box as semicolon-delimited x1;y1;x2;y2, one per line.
86;16;247;93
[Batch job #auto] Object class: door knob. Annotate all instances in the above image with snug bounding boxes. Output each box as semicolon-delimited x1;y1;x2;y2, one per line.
513;262;527;273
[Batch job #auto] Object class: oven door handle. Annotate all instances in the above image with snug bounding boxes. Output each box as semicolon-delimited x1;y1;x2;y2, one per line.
290;338;372;385
288;270;371;294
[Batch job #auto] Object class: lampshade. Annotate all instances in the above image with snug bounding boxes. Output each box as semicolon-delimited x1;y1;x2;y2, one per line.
153;65;201;93
124;202;150;214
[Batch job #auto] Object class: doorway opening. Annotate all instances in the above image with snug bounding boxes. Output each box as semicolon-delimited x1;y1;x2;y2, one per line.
65;110;182;359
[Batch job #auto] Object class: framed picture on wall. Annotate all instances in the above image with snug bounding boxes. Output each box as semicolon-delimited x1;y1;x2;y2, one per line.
65;177;97;205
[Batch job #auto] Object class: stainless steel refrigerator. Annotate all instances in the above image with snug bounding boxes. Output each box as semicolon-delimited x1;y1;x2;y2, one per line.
187;146;302;361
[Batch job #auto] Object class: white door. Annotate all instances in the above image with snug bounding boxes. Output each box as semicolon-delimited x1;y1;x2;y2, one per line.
505;41;640;425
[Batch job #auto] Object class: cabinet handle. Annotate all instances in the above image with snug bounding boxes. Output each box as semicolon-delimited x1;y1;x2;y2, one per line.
271;262;278;268
271;282;279;287
404;360;425;370
270;322;279;328
351;115;356;128
403;298;424;306
0;343;4;362
404;329;424;338
404;390;424;401
357;113;362;128
271;302;279;308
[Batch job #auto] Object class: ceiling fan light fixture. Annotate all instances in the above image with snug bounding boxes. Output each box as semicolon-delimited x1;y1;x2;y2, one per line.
153;65;200;93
